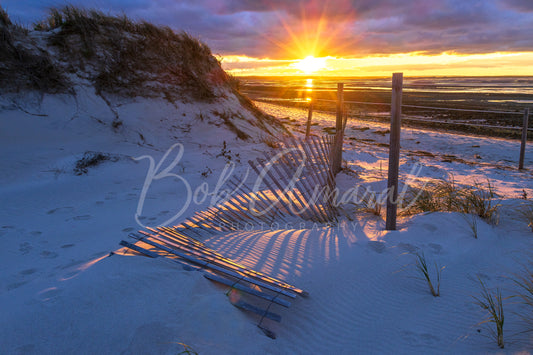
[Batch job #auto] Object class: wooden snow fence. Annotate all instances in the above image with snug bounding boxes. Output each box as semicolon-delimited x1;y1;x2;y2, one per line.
120;226;308;338
170;135;338;238
120;135;338;338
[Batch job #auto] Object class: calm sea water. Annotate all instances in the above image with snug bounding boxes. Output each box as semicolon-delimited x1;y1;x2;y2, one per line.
241;76;533;98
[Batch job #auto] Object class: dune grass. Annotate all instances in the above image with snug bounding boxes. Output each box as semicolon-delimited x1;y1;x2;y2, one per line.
459;180;500;225
33;6;221;100
401;177;500;226
0;6;11;27
414;252;443;297
0;6;66;93
402;176;460;214
357;190;383;217
473;278;505;349
464;213;479;239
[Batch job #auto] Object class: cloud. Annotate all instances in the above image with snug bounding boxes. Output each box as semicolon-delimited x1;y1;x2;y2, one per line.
1;0;533;60
499;0;533;12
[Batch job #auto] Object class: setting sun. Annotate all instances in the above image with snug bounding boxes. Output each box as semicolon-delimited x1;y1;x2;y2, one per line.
294;56;327;74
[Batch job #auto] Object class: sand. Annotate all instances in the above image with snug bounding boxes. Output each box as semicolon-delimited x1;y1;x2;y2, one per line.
1;90;533;354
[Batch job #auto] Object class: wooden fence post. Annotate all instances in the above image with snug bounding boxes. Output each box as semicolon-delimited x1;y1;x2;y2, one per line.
305;98;313;140
332;83;344;174
519;108;529;170
386;73;403;231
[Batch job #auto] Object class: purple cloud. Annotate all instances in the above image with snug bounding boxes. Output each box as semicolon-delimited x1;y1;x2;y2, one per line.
1;0;532;58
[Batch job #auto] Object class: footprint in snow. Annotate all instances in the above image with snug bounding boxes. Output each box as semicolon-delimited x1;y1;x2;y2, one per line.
20;268;37;275
402;330;440;346
47;206;75;214
19;242;33;255
367;241;386;254
66;215;92;221
40;251;58;259
7;281;28;290
397;242;418;253
422;223;438;232
428;243;443;254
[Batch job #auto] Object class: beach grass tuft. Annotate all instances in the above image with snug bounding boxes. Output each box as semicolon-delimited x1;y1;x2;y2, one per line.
414;252;442;297
459;180;500;225
357;190;383;217
464;213;479;239
401;177;500;226
473;278;505;349
402;176;460;214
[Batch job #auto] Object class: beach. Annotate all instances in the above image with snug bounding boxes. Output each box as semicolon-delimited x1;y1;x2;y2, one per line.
2;93;533;353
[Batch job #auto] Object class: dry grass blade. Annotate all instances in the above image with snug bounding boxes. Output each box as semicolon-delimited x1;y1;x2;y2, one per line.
473;278;505;349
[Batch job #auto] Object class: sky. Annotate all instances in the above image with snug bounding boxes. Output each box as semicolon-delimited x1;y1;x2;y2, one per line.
2;0;533;76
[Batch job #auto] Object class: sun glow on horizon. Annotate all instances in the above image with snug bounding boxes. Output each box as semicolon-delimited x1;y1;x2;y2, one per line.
293;56;328;74
211;0;533;78
222;51;533;77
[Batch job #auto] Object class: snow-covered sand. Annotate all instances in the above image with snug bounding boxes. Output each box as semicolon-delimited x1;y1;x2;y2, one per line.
1;92;533;354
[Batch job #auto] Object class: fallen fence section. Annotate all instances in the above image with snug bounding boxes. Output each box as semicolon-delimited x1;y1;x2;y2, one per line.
119;136;342;337
120;226;308;339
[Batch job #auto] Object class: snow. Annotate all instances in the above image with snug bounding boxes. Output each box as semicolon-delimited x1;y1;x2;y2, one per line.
1;88;533;354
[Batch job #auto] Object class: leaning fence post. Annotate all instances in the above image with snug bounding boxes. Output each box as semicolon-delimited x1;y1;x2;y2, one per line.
305;98;314;140
386;73;403;231
332;83;344;174
519;108;529;170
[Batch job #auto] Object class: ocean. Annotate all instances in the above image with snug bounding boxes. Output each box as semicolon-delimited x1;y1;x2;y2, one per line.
241;76;533;96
